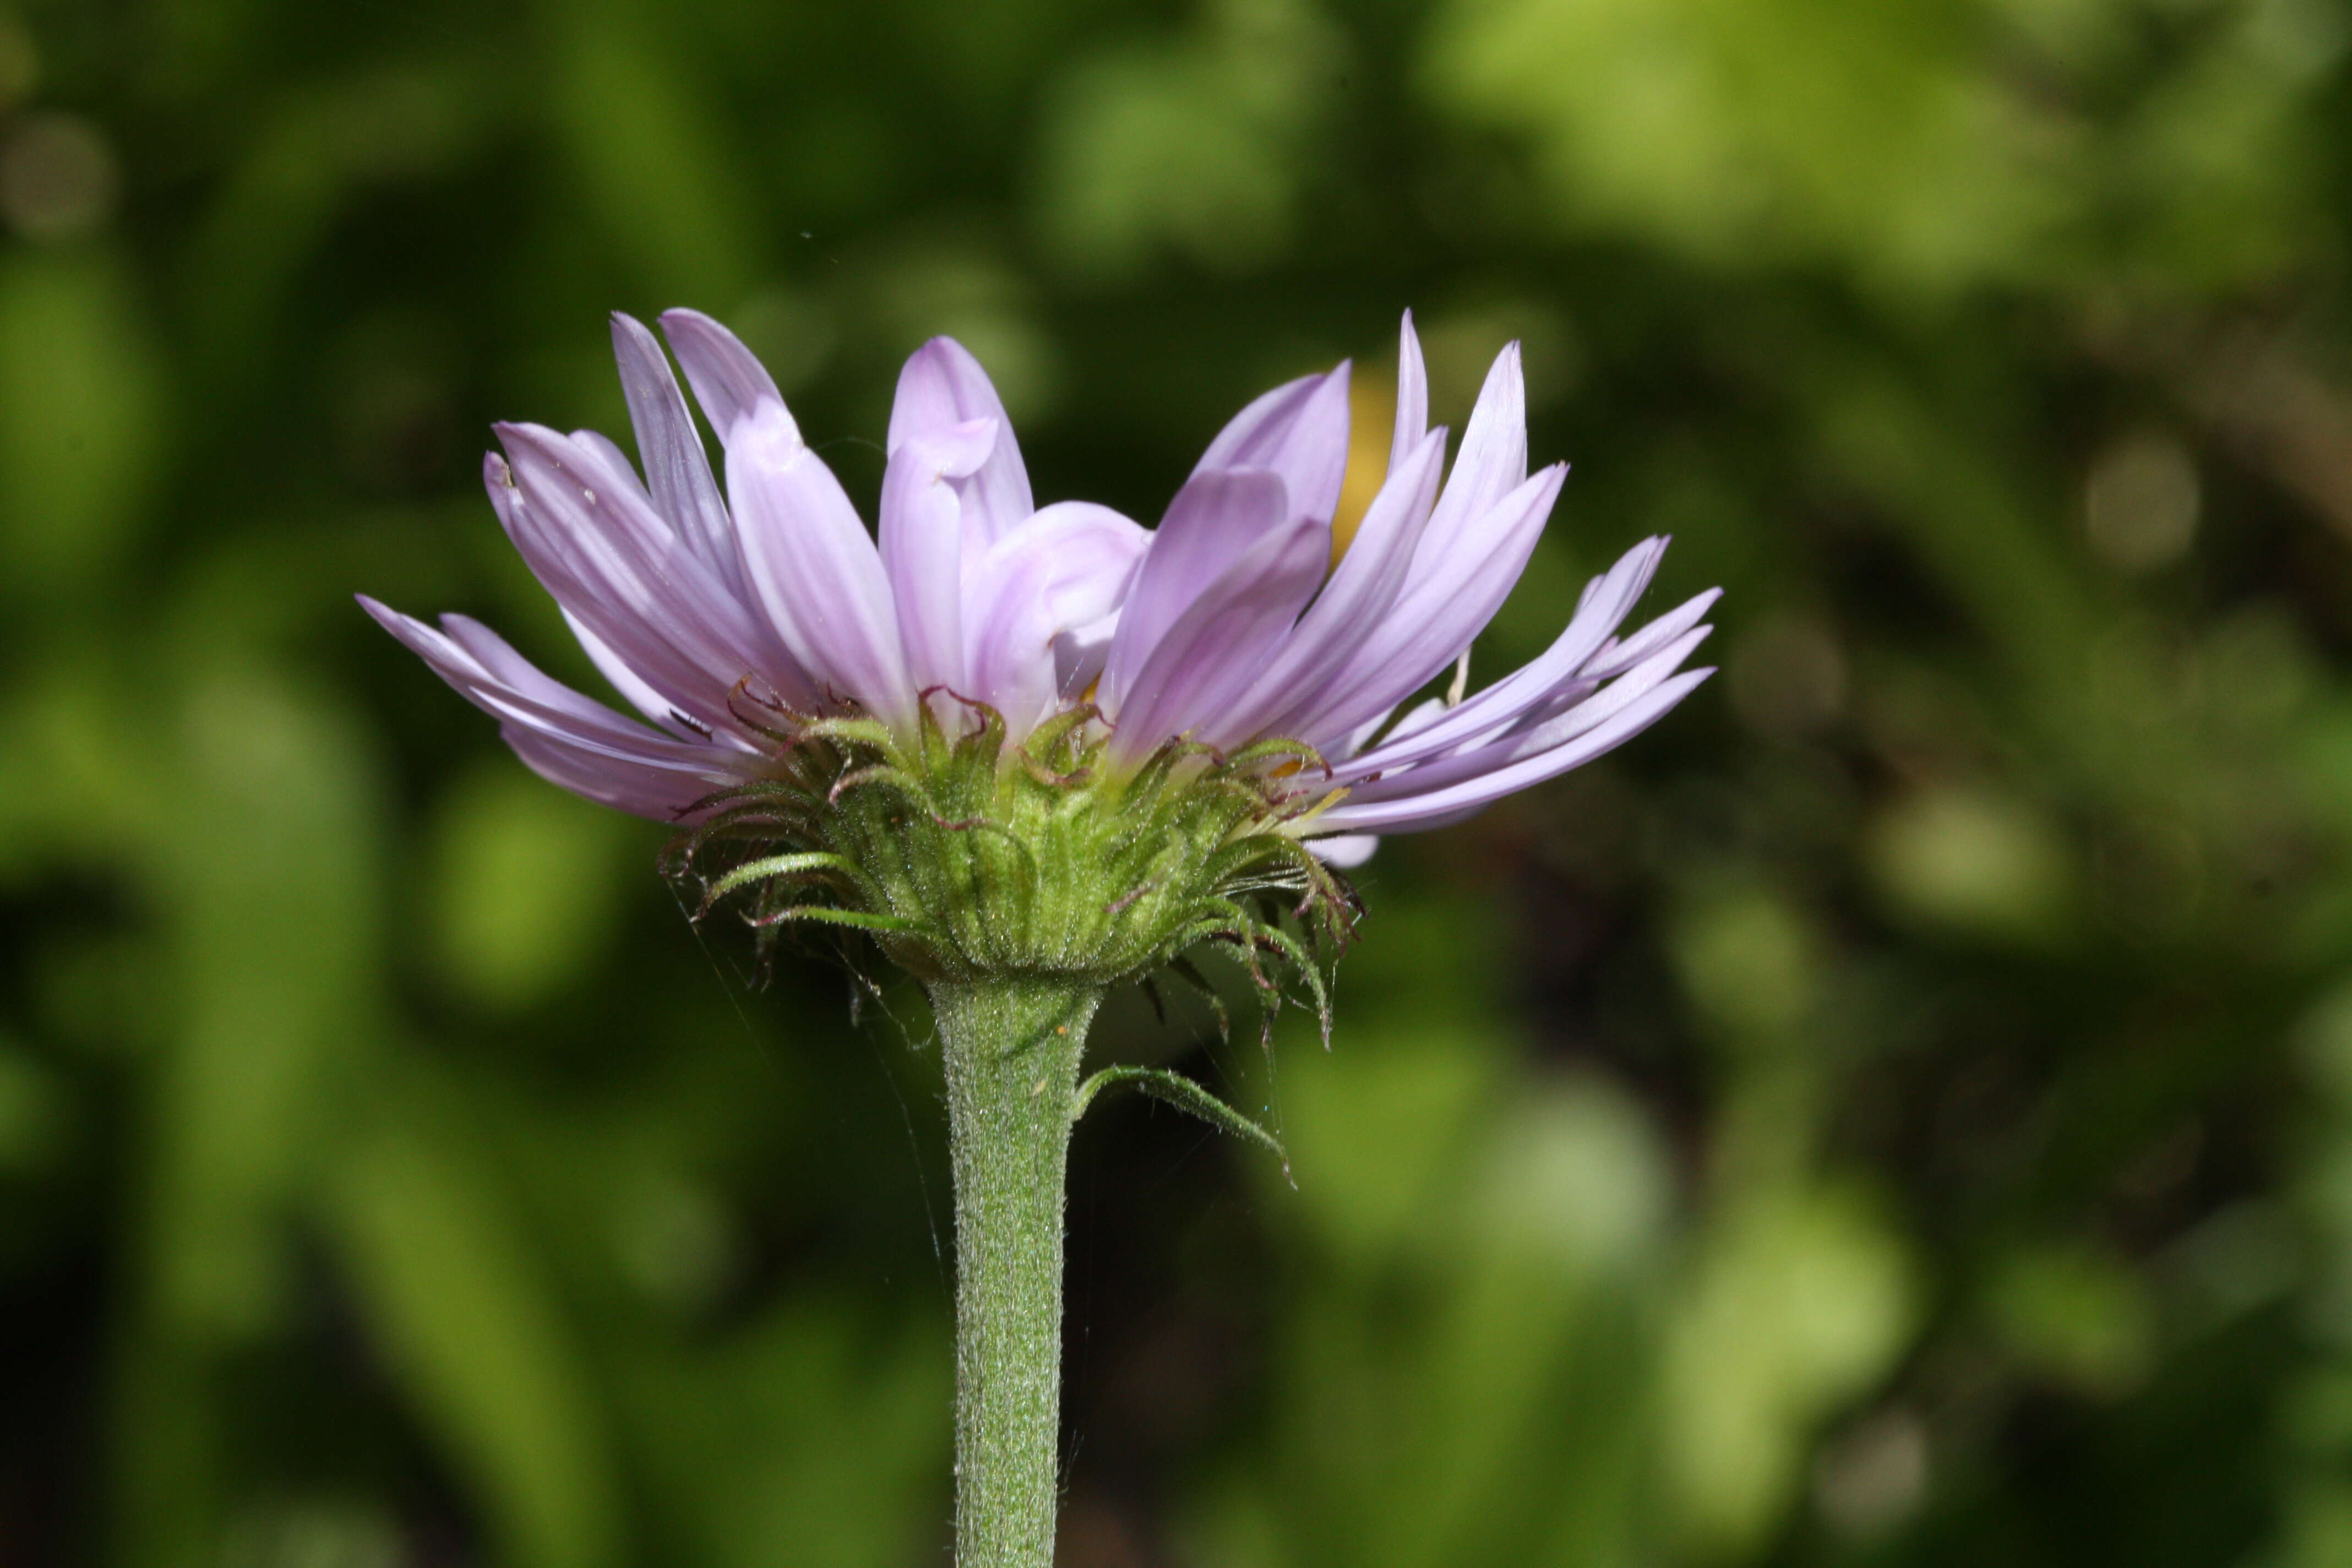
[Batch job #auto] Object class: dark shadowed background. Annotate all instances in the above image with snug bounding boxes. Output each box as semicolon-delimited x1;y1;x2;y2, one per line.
4;0;2351;1563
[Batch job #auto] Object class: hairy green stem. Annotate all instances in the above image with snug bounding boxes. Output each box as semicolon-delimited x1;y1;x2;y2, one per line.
931;977;1104;1568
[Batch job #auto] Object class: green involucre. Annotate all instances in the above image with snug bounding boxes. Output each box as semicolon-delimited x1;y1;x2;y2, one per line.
667;692;1357;1014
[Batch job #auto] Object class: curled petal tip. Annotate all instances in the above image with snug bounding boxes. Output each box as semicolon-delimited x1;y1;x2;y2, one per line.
735;397;803;458
918;416;998;478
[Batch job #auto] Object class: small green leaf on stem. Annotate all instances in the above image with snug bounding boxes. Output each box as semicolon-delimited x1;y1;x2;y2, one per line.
1072;1065;1291;1183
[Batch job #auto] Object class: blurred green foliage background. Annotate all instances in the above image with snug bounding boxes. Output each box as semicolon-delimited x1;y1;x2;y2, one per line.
1;0;2349;1562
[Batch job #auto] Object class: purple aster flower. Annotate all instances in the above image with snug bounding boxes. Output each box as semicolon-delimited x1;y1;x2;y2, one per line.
361;308;1721;1568
362;309;1715;865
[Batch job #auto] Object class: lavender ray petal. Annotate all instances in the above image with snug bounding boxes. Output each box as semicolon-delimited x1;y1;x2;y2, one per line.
725;400;916;729
1306;833;1379;868
1099;467;1293;706
558;606;742;744
1362;695;1446;750
1052;612;1121;707
963;500;1149;736
879;417;996;703
398;608;723;761
1344;702;1412;754
1194;373;1320;469
500;723;731;821
886;337;1036;547
1225;428;1447;744
1317;667;1714;833
1352;575;1716;779
657;308;785;445
1331;538;1675;780
1292;462;1567;749
1580;585;1723;680
1344;626;1713;803
493;430;766;707
1104;511;1329;770
1413;341;1528;557
571;428;642;489
488;432;809;732
361;597;741;819
1194;363;1352;529
1390;311;1428;476
612;312;740;585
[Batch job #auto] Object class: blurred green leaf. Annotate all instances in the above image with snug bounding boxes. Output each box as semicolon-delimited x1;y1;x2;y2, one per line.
1986;1241;2155;1397
1866;786;2078;948
0;251;161;600
1034;0;1341;279
1662;1182;1916;1555
429;762;635;1012
328;1090;622;1568
0;1037;69;1170
618;1298;949;1568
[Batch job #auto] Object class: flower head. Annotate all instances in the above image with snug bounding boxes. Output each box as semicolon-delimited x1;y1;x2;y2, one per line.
363;311;1714;988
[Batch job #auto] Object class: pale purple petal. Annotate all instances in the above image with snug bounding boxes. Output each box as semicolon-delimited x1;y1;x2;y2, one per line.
500;724;725;820
1390;311;1427;476
1319;666;1714;832
886;337;1035;547
726;401;914;728
1293;462;1567;748
571;428;641;486
431;612;723;766
489;429;806;733
1220;428;1447;745
880;417;996;703
1292;342;1528;751
1104;505;1330;770
1376;695;1452;747
1099;467;1293;705
611;312;738;584
1345;703;1413;754
1344;625;1713;804
658;308;784;444
1307;833;1380;868
560;607;698;736
1194;363;1353;528
1345;575;1721;784
1194;374;1318;469
360;597;739;820
1333;537;1674;780
1580;584;1723;680
962;501;1150;733
1052;612;1121;706
1415;341;1527;549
